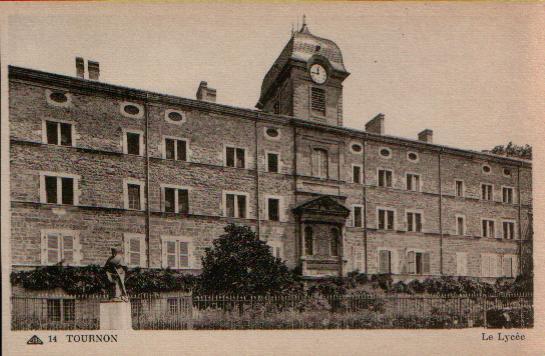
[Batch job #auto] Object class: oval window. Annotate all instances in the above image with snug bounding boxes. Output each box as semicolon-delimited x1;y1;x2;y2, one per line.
266;128;279;138
351;144;362;153
408;152;418;161
124;105;140;116
482;165;491;173
50;92;68;103
380;148;391;157
503;168;511;176
168;111;184;122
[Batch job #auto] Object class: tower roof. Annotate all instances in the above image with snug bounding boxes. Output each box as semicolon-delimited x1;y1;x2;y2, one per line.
256;24;348;109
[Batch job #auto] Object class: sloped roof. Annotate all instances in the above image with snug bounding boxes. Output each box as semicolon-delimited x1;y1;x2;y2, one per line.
292;195;350;216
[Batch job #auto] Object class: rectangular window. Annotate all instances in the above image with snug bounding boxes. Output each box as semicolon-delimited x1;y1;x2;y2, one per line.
456;253;468;276
456;216;465;236
267;198;280;221
502;255;517;277
406;174;420;192
163;187;189;214
45;120;73;146
311;87;326;116
481;253;501;277
47;299;75;322
352;165;362;184
124;234;146;267
353;205;363;228
267;153;279;173
407;251;430;275
455;180;464;197
226;147;245;168
267;240;283;260
162;237;192;269
378;209;395;230
127;184;141;210
502;187;513;204
378;250;392;274
126;132;141;155
41;230;80;265
503;221;515;240
378;169;392;188
42;175;76;205
482;219;495;238
165;138;187;161
406;212;422;232
481;184;493;201
168;298;180;315
225;193;248;218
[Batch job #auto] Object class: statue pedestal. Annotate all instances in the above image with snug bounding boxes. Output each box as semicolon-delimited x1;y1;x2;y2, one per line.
100;301;132;330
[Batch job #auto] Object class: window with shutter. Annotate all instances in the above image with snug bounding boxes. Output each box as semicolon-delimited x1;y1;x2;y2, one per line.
166;241;176;268
42;230;80;265
422;252;430;274
311;87;326;116
407;251;415;274
162;237;192;269
379;250;391;273
179;242;189;268
503;256;513;277
456;253;468;276
47;234;59;264
129;239;141;266
125;234;145;267
406;174;420;192
62;235;74;264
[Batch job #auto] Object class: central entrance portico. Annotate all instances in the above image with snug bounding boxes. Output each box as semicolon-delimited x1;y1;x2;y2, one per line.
293;196;351;277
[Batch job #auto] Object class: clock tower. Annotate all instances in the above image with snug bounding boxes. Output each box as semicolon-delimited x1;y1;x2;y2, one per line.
256;22;350;127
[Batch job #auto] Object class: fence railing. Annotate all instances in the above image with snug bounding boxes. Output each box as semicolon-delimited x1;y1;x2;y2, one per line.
11;293;533;330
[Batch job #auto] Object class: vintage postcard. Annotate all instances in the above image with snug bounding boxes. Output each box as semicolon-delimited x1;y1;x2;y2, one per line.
1;2;544;355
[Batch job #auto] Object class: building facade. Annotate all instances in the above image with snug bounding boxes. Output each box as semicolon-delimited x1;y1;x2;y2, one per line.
9;25;532;280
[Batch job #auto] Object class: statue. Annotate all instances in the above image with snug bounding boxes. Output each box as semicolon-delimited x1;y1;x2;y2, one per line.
104;248;129;302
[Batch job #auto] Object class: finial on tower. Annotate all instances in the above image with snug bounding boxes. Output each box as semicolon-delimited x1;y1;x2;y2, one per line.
299;14;310;34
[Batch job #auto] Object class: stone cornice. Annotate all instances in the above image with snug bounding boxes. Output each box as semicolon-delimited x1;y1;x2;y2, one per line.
9;65;531;168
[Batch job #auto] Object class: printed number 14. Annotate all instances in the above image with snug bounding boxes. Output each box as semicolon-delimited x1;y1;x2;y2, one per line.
49;335;57;343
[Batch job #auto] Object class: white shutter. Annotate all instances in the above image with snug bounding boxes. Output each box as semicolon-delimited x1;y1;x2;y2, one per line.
161;239;168;268
41;231;48;265
481;254;489;277
62;235;74;265
456;253;467;276
513;256;519;277
73;234;82;265
391;250;399;274
495;254;502;277
140;237;147;267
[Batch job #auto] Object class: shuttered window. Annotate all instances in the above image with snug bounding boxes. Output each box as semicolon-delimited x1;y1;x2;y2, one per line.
481;253;501;277
41;231;81;265
407;251;430;275
456;252;468;276
304;227;314;256
124;234;146;267
311;87;326;116
379;250;391;274
162;237;192;269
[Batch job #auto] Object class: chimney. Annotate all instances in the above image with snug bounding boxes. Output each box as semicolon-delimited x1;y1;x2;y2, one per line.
365;113;385;135
418;129;433;143
75;57;84;78
88;60;100;81
196;81;216;103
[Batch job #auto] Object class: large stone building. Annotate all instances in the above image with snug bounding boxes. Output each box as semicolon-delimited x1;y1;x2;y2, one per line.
9;24;532;280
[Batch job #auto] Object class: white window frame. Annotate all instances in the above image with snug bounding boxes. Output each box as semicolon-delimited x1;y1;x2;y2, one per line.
122;129;145;156
349;142;363;155
376;207;396;231
39;171;80;205
160;184;191;214
267;239;284;260
456;252;468;276
265;150;281;173
377;248;398;274
264;195;284;222
377;168;394;188
161;235;193;269
45;89;73;108
120;101;144;119
224;144;248;169
123;178;146;211
405;209;424;232
42;118;77;147
501;254;518;278
406;151;420;163
351;164;363;184
40;229;82;266
351;204;364;228
350;245;365;272
481;253;501;277
162;136;190;161
455;214;466;236
378;146;392;159
501;185;515;204
482;164;492;175
454;179;465;197
502;167;513;178
501;219;517;240
405;172;422;192
480;183;494;201
405;248;430;275
123;233;147;267
481;218;497;238
164;109;187;125
223;190;250;218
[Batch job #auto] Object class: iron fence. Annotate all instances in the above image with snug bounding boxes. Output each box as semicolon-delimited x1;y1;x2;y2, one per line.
11;292;533;330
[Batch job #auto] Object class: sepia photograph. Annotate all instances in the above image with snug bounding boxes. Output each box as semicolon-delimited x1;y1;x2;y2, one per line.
1;2;544;355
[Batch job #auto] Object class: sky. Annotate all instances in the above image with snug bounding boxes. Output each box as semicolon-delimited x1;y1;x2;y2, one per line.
5;3;544;151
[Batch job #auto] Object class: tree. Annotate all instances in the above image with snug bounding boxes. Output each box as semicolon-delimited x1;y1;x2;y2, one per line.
199;224;300;295
490;142;532;160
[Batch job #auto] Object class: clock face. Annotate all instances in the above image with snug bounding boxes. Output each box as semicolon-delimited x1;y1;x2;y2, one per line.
310;64;327;84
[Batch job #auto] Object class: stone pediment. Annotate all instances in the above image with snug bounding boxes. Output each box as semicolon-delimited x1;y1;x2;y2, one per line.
293;195;350;217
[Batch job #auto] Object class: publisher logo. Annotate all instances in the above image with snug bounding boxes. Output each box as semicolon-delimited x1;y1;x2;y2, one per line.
27;335;44;345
